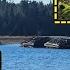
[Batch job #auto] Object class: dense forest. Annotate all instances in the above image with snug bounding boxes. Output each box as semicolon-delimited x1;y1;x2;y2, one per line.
0;0;70;36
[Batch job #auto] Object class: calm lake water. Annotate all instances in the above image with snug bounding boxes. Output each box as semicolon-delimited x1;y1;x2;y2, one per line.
0;44;70;70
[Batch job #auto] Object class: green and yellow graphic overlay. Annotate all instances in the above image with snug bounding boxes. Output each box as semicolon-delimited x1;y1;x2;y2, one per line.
54;0;70;24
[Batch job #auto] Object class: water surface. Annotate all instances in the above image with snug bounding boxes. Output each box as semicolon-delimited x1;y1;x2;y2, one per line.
0;44;70;70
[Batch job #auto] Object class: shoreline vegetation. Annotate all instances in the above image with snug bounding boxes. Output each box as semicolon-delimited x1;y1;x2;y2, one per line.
0;36;70;49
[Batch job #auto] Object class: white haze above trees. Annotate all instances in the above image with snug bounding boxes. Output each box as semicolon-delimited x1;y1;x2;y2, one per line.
7;0;51;4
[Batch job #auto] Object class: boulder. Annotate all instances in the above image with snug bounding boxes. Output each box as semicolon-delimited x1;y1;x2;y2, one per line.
33;37;51;48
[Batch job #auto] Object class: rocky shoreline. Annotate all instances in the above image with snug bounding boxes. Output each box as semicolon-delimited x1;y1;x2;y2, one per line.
33;36;70;49
21;36;70;49
0;36;70;49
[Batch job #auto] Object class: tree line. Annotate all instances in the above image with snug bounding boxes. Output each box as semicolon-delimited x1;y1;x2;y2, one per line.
0;0;70;36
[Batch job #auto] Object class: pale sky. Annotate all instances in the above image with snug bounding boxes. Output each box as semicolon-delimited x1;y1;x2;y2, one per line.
7;0;52;4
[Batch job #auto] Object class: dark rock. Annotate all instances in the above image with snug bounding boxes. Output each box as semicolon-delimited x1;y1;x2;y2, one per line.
33;37;51;48
59;39;70;49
